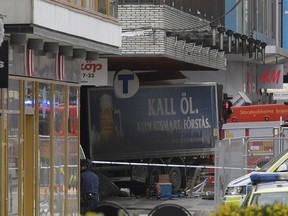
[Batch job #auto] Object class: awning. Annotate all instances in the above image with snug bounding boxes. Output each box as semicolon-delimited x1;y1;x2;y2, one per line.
265;46;288;64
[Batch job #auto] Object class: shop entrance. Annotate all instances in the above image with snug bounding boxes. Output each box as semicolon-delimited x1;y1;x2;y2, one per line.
0;79;81;215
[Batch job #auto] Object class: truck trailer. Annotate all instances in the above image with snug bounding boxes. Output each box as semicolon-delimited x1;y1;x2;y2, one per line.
80;83;223;193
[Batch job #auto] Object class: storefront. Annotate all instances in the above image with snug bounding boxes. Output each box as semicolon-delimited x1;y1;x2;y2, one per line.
0;38;81;215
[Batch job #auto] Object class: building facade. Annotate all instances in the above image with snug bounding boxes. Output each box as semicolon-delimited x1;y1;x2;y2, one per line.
183;0;288;104
0;0;121;215
107;1;227;79
109;0;288;104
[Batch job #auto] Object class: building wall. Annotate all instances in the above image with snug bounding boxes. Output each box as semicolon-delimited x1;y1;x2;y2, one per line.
119;4;226;70
225;0;279;45
283;0;288;49
0;0;122;48
183;59;284;105
120;4;165;54
181;61;259;104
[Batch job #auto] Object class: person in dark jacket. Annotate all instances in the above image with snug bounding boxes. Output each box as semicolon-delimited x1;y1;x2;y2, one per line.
80;159;99;215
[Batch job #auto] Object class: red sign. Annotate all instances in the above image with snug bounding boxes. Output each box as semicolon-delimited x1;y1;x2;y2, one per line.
257;64;283;89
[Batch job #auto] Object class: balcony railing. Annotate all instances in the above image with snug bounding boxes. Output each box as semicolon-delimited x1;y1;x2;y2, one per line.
118;0;225;24
52;0;118;19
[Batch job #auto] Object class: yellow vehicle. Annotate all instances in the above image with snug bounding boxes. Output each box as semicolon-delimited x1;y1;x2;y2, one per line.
223;148;288;206
242;172;288;207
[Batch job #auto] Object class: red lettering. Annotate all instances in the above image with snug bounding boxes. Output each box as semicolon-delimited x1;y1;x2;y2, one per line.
81;62;103;73
260;69;281;84
260;70;270;84
269;69;281;83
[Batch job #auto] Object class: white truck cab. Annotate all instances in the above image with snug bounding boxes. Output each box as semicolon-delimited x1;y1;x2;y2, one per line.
223;148;288;206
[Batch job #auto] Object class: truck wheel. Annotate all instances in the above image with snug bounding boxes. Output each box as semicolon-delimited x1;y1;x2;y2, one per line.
148;167;163;186
169;167;182;193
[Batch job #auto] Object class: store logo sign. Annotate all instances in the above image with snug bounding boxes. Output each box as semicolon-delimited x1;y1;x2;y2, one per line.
80;59;108;86
257;64;283;89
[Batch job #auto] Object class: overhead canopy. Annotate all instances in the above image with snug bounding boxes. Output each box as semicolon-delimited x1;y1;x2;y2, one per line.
265;46;288;64
107;56;219;71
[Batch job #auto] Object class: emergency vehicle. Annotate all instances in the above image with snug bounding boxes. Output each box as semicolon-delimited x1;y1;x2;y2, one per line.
242;172;288;207
221;103;288;206
223;148;288;205
223;103;288;141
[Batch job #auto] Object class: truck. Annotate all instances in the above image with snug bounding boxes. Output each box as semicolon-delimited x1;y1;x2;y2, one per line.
80;83;223;193
222;103;288;167
220;103;288;205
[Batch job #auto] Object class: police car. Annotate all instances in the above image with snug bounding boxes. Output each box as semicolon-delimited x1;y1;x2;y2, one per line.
223;148;288;206
242;172;288;207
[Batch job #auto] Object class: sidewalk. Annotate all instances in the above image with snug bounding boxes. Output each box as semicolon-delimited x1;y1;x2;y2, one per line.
104;195;217;215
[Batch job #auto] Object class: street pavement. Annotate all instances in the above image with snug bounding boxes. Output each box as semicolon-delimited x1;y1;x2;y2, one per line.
102;195;217;215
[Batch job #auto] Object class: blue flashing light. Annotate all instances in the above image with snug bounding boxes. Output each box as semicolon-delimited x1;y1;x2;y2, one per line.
250;172;288;184
25;100;33;105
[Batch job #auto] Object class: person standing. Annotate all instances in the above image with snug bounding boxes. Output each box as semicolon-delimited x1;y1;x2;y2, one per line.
80;159;99;215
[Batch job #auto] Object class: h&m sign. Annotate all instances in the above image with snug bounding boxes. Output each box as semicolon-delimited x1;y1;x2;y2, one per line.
257;64;283;89
0;40;8;88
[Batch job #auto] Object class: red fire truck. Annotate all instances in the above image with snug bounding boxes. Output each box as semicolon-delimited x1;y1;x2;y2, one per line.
222;103;288;167
227;103;288;123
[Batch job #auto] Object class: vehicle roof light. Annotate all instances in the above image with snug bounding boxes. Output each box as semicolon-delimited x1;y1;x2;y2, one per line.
250;172;288;184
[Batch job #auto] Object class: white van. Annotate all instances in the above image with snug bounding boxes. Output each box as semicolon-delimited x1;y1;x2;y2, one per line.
223;148;288;206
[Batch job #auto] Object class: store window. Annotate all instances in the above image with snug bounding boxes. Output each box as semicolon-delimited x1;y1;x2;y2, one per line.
64;57;81;83
38;82;52;214
37;82;80;215
8;79;20;215
2;76;80;215
53;84;66;215
68;86;80;214
34;52;57;80
9;46;25;76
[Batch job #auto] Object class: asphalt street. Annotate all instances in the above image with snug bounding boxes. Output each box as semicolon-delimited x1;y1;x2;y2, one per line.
102;195;217;216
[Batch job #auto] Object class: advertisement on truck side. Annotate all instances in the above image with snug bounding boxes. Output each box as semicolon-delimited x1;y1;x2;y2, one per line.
87;84;219;161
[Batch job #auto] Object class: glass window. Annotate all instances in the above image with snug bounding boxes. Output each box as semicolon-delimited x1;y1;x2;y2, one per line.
34;52;57;80
10;46;25;76
110;0;118;18
68;86;80;214
39;84;50;136
260;149;288;172
70;0;82;6
64;57;81;83
38;82;51;214
98;0;107;14
53;84;66;215
25;82;34;107
251;192;288;206
7;80;20;215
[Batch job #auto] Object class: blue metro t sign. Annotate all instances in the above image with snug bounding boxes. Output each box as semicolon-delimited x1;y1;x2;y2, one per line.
113;69;139;98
